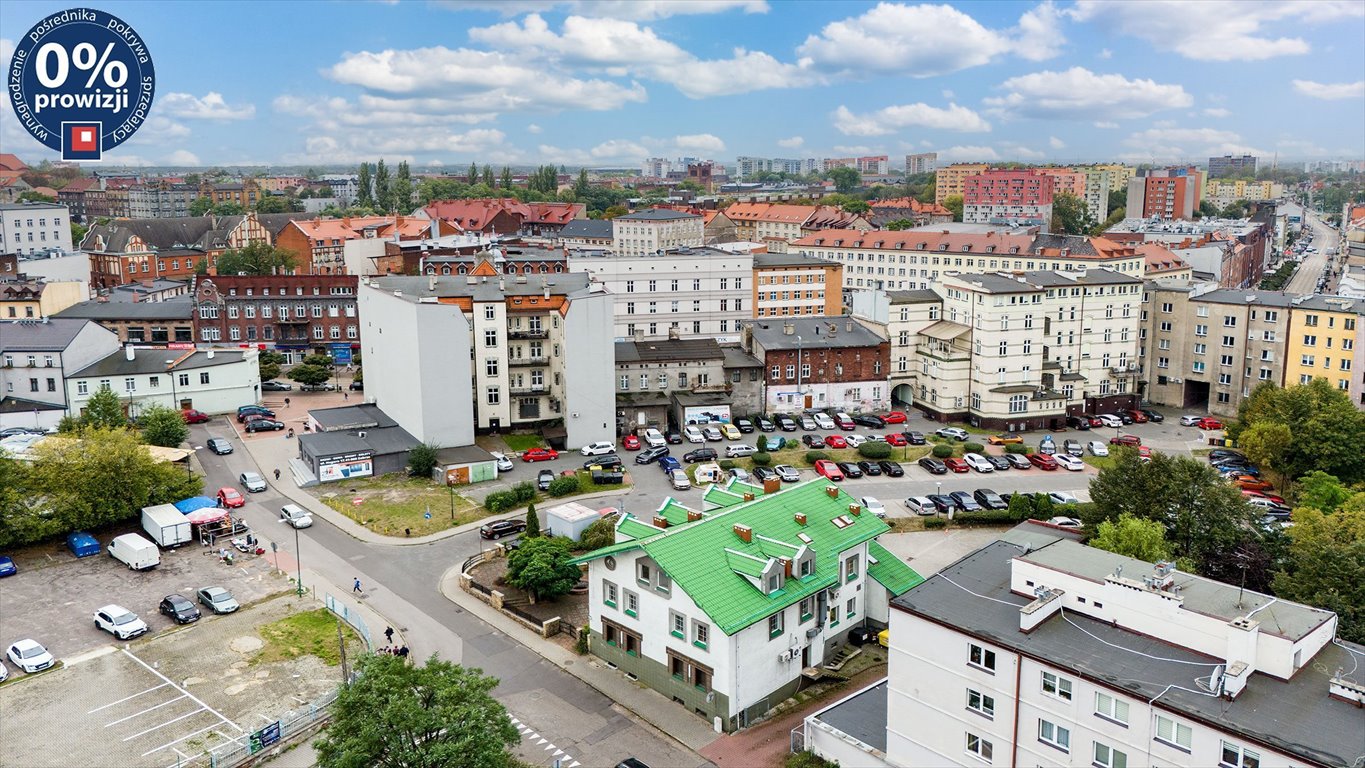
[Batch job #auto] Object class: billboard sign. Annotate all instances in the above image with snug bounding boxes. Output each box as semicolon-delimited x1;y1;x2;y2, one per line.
318;452;372;482
682;404;731;425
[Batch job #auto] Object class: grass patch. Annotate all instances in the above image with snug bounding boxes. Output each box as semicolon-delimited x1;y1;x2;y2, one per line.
502;433;545;452
1082;454;1118;471
316;473;482;537
253;608;361;666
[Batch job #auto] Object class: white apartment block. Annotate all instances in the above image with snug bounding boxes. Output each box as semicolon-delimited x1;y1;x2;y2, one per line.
792;229;1145;292
641;158;669;178
849;289;944;408
66;347;259;418
567;246;752;342
612;209;704;256
1081;168;1113;223
805;529;1359;768
0;317;120;431
1;202;74;257
357;273;614;449
905;153;938;175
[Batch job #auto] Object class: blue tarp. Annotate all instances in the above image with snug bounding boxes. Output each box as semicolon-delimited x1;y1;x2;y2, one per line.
174;497;218;514
66;531;100;558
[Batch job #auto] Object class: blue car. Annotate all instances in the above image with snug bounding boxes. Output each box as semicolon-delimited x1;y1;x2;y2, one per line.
658;456;682;474
0;556;16;577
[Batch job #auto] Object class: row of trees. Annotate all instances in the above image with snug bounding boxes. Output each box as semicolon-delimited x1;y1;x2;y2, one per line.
356;160;414;213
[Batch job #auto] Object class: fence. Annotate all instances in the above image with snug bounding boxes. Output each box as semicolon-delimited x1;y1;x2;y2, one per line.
325;593;373;650
169;689;338;768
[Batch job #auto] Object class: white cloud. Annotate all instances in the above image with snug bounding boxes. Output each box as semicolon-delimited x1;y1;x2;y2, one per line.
538;138;653;165
998;143;1044;160
777;136;804;149
832;145;875;155
164;149;201;166
1203;107;1232;118
1123;127;1267;159
1098;48;1112;59
1068;0;1363;62
527;124;543;134
797;3;1012;76
985;67;1192;119
832;102;991;136
941;89;955;99
1292;79;1365;100
439;0;768;21
159;92;256;120
938;145;1000;162
1094;121;1119;129
674;133;725;153
661;49;818;98
1012;1;1067;61
1049;136;1066;149
273;94;497;129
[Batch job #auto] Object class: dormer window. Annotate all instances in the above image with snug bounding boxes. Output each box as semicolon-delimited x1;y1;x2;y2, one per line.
767;574;780;593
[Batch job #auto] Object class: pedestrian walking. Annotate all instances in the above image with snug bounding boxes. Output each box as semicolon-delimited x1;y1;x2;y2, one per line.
384;626;394;643
343;391;348;401
353;577;362;593
284;397;291;408
274;468;281;481
398;645;409;658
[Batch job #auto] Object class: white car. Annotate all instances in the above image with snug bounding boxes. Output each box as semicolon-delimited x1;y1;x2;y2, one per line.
1048;516;1082;528
1096;414;1122;428
703;426;723;442
905;496;937;516
1055;454;1085;471
684;425;704;443
239;471;268;492
1179;415;1201;426
725;443;756;458
491;452;514;472
936;427;970;441
775;465;801;482
7;639;55;673
644;428;666;448
1049;491;1081;505
813;413;836;430
963;453;994;473
0;659;7;682
279;503;314;529
858;497;887;519
1087;441;1109;457
845;434;867;448
94;604;148;640
580;441;615;456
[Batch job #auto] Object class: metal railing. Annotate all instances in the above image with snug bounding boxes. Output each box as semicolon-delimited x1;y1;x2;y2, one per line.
170;689;338;768
325;593;373;650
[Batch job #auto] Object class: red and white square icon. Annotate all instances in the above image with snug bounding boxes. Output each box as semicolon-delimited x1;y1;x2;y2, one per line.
70;126;97;151
62;122;102;161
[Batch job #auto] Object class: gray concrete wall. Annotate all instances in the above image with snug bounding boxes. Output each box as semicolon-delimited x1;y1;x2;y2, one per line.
561;289;615;448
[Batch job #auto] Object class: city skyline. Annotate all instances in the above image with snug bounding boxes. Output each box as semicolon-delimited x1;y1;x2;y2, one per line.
1;0;1363;169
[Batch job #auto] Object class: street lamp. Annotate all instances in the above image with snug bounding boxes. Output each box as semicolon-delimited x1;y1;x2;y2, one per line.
280;518;303;597
795;335;802;411
166;359;178;411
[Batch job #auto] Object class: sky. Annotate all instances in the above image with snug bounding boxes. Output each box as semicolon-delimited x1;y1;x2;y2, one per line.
2;0;1364;170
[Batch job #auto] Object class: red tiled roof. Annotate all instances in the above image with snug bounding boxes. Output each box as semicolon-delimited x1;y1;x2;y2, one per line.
421;198;584;230
285;216;431;243
60;178;99;193
1136;242;1189;273
0;153;27;173
870;197;953;216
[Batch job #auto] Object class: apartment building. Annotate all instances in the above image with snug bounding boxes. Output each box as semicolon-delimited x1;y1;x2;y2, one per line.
1;202;73;258
1283;295;1364;405
274;215;432;275
556;220;613;250
1084;163;1135;193
0;318;121;431
752;253;843;318
320;174;358;205
1209;154;1259;178
791;230;1145;292
1105;216;1273;289
611;209;704;256
52;299;195;345
866;198;954;228
127;182;200;219
82;212;297;289
1205;179;1285;209
66;346;259;419
933;163;989;204
567;246;752;342
192;275;358;361
963;170;1055;229
905;152;937;175
199;179;263;210
573;479;922;732
1140;285;1294;417
357;272;613;449
420;199;586;236
847;288;943;409
742;316;891;413
724;203;870;245
805;528;1359;768
1126;167;1205;220
1;281;85;320
57;177;98;223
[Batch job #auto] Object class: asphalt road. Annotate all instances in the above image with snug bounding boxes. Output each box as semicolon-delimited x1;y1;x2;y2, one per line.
1283;203;1340;295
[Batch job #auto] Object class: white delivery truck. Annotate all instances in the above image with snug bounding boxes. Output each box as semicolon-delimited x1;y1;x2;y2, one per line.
141;504;191;548
108;533;161;570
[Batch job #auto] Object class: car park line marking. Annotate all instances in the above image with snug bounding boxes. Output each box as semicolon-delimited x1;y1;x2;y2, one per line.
122;708;208;742
143;723;223;758
89;682;171;713
121;648;244;733
103;694;190;726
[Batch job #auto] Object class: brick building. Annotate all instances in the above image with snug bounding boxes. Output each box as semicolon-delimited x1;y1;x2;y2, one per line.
741;316;891;414
57;177;99;223
752;253;843;318
274;216;432;275
199;179;263;210
191;274;359;361
962;169;1055;229
1125;166;1204;220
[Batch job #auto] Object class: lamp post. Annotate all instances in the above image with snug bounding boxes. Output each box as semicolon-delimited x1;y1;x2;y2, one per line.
795;334;803;410
280;518;303;597
167;359;178;411
447;477;455;523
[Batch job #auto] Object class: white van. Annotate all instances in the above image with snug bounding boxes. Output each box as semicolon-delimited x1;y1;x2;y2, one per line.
108;533;161;570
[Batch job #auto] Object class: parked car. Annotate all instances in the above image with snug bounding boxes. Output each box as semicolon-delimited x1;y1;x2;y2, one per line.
182;409;210;424
349;380;363;391
683;425;704;444
480;519;527;539
236;406;275;422
634;446;669;464
752;466;778;483
856;461;882;477
725;444;756;458
926;495;956;515
583;454;623;470
581;441;615;456
669;470;692;491
1242;489;1287;506
858;497;887;519
936;427;969;441
216;487;245;508
1231;475;1274;491
684;448;718;463
775;414;798;432
300;383;336;392
944;458;969;473
261;380;292;391
802;434;826;449
1062;439;1083;456
279;504;313;528
1115;412;1134;425
622;434;641;450
905;496;936;515
1065;415;1092;430
240;471;267;492
904;431;926;445
1049;491;1081;506
885;433;907;446
987;433;1023;445
1087;441;1109;456
207;437;233;455
537;469;554;491
492;452;515;472
1086;415;1104;428
521;448;559;462
824;434;847;449
1127;410;1149;423
197;587;240;614
6;639;55;673
877;460;904;477
1110;434;1141;447
1048;516;1082;528
800;415;818;431
984;455;1011;471
1055;454;1085;471
1038;436;1057;455
774;465;801;482
813;460;844;481
756;417;776;432
658;457;682;474
245;418;285;432
0;556;15;577
721;424;742;440
664;429;683;445
1005;453;1032;470
853;414;885;428
963;453;994;473
1196;417;1224;430
159;594;201;624
728;467;751;483
845;434;867;448
1028;453;1058;470
918;457;948;474
883;411;908;424
1179;414;1202;426
94;605;148;640
949;491;981;512
1208;449;1246;463
811;412;835;430
643;428;666;447
837;461;864;478
974;489;1007;510
735;418;755;433
760;435;786;451
1096;413;1122;428
832;413;856;430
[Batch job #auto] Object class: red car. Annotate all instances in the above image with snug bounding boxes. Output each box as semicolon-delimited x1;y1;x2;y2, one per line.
521;448;560;462
1109;434;1142;447
1243;489;1287;505
824;434;847;449
944;458;970;473
882;411;907;424
216;487;245;508
1196;417;1224;430
181;409;210;424
1138;446;1152;459
1087;415;1104;428
622;434;641;451
1028;453;1058;470
885;433;908;446
1127;410;1148;423
814;460;844;481
1231;475;1274;491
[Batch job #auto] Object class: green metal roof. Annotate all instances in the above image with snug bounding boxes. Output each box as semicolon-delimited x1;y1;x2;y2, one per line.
576;479;891;634
867;541;924;596
616;516;661;541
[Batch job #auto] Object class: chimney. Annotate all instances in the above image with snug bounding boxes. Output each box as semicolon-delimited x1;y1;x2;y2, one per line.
763;476;781;494
652;515;670;529
783;322;795;335
845;320;853;333
206;349;214;359
428;276;436;291
742;492;755;502
124;345;135;361
782;557;793;578
794;512;807;526
669;327;681;340
828;322;837;335
686;510;703;522
733;523;752;543
848;503;862;516
498;278;505;292
825;485;838;498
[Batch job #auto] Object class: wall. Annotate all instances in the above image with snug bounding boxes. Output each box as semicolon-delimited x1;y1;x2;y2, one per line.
342;238;388;277
561;289;615;448
16;253;91;298
67;352;259;416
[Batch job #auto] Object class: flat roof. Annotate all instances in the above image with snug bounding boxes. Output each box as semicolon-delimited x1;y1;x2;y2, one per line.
744;316;884;350
53;299;193;321
810;680;889;754
616;338;723;364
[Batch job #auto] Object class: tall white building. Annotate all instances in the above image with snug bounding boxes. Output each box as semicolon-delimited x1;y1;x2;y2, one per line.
641;158;670;178
804;527;1362;768
1;202;74;257
611;209;704;256
905;152;938;175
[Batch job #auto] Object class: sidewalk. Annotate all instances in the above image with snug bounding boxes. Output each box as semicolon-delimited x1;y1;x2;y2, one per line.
437;563;722;755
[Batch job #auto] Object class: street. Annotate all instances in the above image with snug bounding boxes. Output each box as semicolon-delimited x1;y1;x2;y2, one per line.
1282;202;1342;295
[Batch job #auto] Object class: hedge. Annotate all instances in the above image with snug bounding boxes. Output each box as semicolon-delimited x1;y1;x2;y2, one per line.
963;442;985;454
512;481;537;504
1004;443;1030;454
804;451;830;464
719;459;737;470
857;441;892;459
485;490;518;513
752;452;772;466
931;444;954;458
548;475;581;497
953;510;1016;526
922;517;948;529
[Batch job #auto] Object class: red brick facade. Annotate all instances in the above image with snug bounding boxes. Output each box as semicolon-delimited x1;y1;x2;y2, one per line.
762;343;891;388
192;275;359;356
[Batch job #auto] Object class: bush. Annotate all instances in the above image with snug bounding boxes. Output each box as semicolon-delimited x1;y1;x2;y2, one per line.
922;517;949;529
548;475;581;497
719;459;737;470
752;452;772;466
857;441;892;459
963;442;985;454
1004;443;1030;454
578;515;616;551
484;490;518;513
511;481;537;504
931;443;954;458
407;442;439;477
805;451;829;464
953;510;1015;526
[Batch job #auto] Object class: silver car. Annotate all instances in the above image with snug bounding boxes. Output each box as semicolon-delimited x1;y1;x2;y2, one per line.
279;504;313;528
774;465;800;482
240;471;267;492
94;604;148;640
197;586;240;614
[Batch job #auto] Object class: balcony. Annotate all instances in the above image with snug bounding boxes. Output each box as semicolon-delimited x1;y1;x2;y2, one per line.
508;356;549;367
507;328;548;340
509;384;549;397
277;315;310;325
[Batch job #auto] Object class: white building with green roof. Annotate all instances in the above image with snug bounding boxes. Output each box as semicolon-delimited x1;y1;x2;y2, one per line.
571;478;922;731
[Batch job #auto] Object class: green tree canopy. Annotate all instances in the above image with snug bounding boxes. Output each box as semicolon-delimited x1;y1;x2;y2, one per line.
1089;513;1173;562
1050;191;1098;235
315;655;520;768
827;166;861;194
211;202;244;216
942;194;964;222
482;165;495;187
505;536;580;601
1294;471;1354;513
287;364;331;387
884;218;915;231
393;161;413;212
189;196;213;217
525;502;541;539
575;169;590;196
255;195;288;213
215;241;297;276
528;165;559;194
259;350;285;382
408;443;439;478
139;404;189;448
374;159;391;212
841;199;871;214
1235;379;1365;486
356;162;373;208
83;387;128;430
1272;492;1365;643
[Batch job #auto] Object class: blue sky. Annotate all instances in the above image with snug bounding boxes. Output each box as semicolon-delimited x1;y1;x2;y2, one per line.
3;0;1363;169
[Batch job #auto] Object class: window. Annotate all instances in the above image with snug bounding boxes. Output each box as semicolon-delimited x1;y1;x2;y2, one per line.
1224;316;1237;327
1094;742;1127;768
1195;324;1207;336
484;329;497;347
692;620;709;649
1042;671;1073;700
966;689;994;718
1038;719;1070;752
768;613;783;638
623;589;639;617
1094;692;1129;724
844;553;859;581
670;610;686;638
966;733;993;762
603;581;617;608
484;305;495;320
199;372;210;385
1221;742;1260;768
968;643;996;671
486;386;500;405
1304;334;1317;346
1155;715;1192;750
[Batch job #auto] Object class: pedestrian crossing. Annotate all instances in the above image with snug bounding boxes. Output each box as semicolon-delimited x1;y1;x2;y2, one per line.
509;714;580;768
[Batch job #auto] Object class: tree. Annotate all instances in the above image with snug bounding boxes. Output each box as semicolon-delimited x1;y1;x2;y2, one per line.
302;353;335;368
482;165;495;187
70;221;88;246
575;169;590;197
1272;492;1365;643
1089;513;1173;562
356;162;373;207
578;514;615;550
255;195;287;213
499;166;513;190
603;205;628;219
315;654;520;768
259;350;284;382
407;443;439;478
1219;199;1250;219
287;364;331;387
1234;379;1365;486
467;162;479;184
505;537;580;601
525;503;540;539
1107;188;1126;212
1197;200;1218;219
189;196;213;216
212;202;244;216
1237;421;1292;487
18;190;56;203
885;218;915;230
1294;471;1353;513
139;404;188;448
827;166;861;194
374;159;391;212
942;194;964;222
215;242;297;276
1007;492;1035;521
83;387;128;430
841;199;871;214
1050;191;1097;235
528;165;558;194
